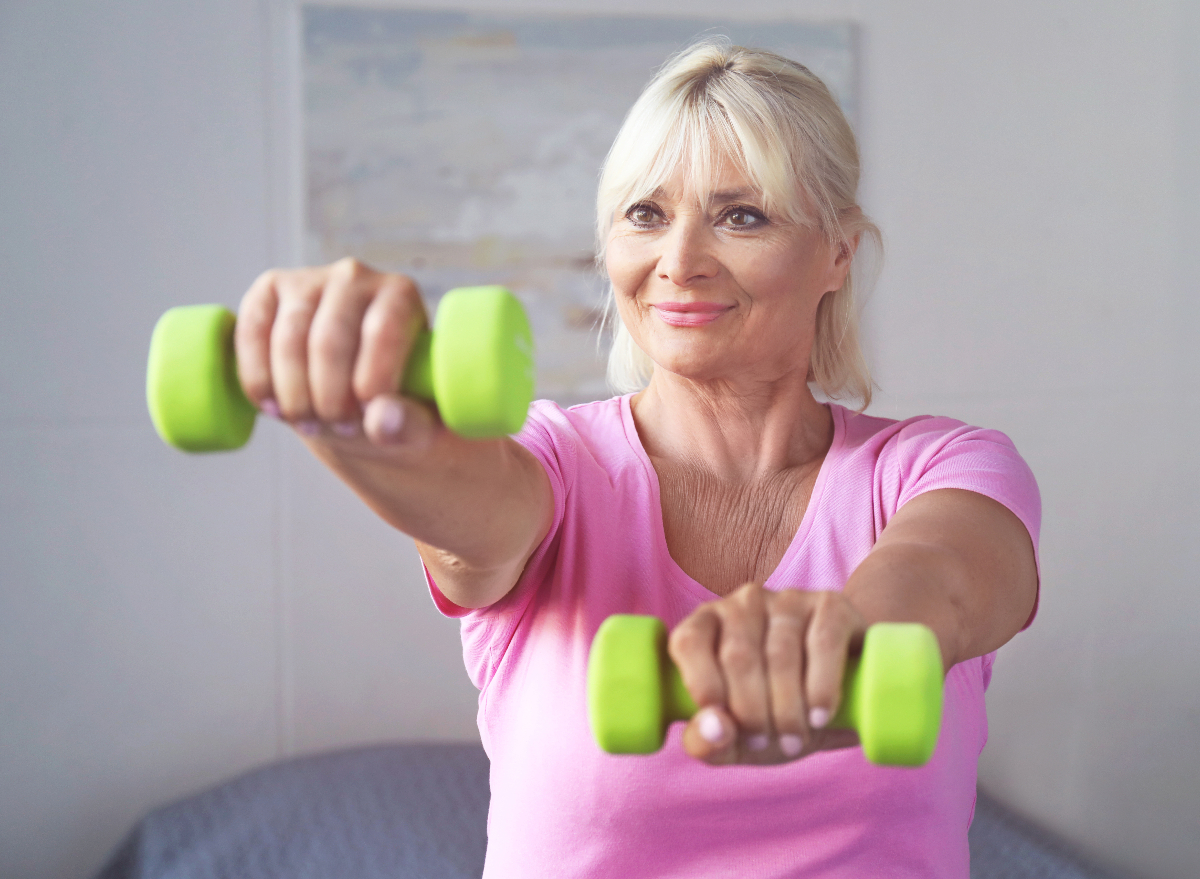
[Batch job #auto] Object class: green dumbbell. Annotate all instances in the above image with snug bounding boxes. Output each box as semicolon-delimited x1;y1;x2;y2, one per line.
587;614;944;767
146;285;534;452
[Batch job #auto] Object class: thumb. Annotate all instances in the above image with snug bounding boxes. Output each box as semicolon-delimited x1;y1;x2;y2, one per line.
682;706;740;765
362;394;438;449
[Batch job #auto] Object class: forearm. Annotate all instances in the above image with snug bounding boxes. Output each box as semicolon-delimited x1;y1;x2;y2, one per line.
844;542;983;670
305;428;552;607
843;489;1038;670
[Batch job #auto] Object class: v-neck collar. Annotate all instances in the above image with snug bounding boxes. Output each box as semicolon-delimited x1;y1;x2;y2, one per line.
618;393;846;602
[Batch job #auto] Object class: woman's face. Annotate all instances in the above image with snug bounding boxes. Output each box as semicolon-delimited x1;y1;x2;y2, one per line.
605;161;851;388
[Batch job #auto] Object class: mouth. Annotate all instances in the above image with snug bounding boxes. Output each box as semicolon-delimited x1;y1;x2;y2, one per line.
650;301;734;327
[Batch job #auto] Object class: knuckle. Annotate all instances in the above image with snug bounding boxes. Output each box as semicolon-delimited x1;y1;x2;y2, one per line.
817;590;852;623
244;268;279;303
275;282;319;319
718;637;759;675
361;302;405;348
764;629;799;665
812;591;850;625
730;582;767;616
774;588;809;615
807;625;841;655
389;272;420;298
274;307;309;349
734;580;764;601
815;590;839;611
667;623;706;658
332;256;366;278
310;322;350;363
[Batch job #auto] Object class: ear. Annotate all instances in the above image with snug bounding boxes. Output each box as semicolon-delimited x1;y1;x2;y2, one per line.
835;231;861;267
823;231;859;294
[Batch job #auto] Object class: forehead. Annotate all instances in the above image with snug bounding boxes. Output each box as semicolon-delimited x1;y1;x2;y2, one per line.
641;160;763;205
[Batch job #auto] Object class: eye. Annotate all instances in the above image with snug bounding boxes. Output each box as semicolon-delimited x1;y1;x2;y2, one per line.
722;207;765;228
625;202;661;226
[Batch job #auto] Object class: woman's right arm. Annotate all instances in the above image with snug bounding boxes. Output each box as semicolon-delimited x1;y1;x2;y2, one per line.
235;257;553;610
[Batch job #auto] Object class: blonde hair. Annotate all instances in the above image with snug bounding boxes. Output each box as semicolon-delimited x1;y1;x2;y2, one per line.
596;38;881;407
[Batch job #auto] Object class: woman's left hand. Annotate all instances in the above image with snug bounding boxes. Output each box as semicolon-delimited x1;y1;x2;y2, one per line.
668;583;867;765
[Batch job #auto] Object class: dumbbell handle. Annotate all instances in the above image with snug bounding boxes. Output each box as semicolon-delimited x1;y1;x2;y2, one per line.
148;309;439;431
399;330;436;402
649;638;869;730
147;286;532;451
588;615;944;766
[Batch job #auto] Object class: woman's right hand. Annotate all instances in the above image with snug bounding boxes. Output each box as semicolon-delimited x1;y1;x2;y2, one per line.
234;257;553;610
234;256;436;448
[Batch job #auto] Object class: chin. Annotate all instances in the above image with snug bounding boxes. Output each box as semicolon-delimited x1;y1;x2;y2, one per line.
649;352;729;384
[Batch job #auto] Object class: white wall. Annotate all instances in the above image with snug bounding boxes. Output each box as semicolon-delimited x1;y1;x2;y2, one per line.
0;2;1195;878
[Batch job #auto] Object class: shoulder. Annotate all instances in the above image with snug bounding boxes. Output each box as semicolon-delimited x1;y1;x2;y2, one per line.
834;404;1024;468
520;395;625;439
513;394;643;488
518;394;636;456
829;403;1041;540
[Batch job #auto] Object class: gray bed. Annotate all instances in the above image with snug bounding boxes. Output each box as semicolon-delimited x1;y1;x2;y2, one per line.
93;743;1121;879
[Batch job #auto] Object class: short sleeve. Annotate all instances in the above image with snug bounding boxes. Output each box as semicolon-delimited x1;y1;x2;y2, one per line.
884;417;1042;626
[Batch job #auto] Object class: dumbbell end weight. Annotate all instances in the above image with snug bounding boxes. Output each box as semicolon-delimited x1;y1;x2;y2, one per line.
840;622;943;766
147;305;257;452
587;615;697;755
412;285;534;439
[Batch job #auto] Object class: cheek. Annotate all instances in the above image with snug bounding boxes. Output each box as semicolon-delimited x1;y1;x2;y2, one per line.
605;238;649;299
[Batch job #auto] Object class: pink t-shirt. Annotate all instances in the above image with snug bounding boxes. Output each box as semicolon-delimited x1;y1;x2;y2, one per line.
427;395;1041;879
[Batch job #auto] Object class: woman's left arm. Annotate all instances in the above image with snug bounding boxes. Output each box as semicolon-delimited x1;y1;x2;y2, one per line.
844;487;1038;670
669;487;1038;765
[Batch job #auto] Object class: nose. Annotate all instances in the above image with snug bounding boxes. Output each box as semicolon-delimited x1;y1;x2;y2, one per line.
657;217;718;287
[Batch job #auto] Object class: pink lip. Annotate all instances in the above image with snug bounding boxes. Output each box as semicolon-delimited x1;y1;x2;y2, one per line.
651;301;733;327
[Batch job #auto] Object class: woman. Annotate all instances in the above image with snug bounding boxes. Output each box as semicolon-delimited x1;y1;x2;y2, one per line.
234;40;1039;878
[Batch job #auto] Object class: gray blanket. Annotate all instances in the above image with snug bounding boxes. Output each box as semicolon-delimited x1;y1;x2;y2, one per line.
95;744;489;879
94;743;1120;879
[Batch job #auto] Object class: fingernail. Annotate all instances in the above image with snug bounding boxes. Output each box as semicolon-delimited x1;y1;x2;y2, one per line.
260;398;281;419
697;708;726;745
296;419;321;437
378;399;404;437
747;733;770;752
780;734;804;758
809;707;831;730
332;420;359;438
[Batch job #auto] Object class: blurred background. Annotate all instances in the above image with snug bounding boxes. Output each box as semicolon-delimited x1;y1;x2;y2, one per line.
1;1;1197;877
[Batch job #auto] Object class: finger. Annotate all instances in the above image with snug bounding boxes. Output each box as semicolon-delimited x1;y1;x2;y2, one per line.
667;607;726;710
362;393;438;449
764;592;811;760
804;593;861;731
681;705;738;765
354;274;426;403
718;583;771;753
269;278;323;424
308;266;376;423
235;270;280;410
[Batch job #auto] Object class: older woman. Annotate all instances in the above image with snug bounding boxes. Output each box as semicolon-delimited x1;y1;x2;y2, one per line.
234;40;1039;879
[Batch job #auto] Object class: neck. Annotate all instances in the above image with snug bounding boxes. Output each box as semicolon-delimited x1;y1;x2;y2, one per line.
631;366;833;482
